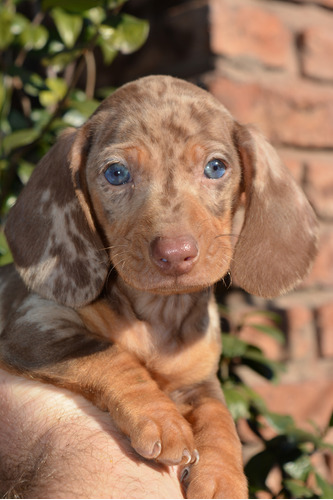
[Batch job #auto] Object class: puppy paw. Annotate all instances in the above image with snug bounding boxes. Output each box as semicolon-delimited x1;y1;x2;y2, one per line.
130;411;198;466
181;462;248;499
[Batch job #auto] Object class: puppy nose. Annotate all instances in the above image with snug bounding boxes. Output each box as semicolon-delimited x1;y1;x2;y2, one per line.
150;236;199;276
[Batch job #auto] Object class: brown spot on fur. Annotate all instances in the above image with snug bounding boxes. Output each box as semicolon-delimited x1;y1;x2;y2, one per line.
163;169;177;198
160;196;171;207
172;202;182;214
161;116;190;144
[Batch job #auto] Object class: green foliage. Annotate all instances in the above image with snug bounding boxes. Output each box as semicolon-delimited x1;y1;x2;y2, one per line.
0;0;149;263
219;310;333;498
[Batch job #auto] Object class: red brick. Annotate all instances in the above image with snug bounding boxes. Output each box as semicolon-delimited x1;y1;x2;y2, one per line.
307;226;333;287
317;303;333;357
209;0;294;69
208;76;333;148
305;156;333;219
278;150;304;184
264;82;333;148
287;307;317;361
301;26;333;81
253;379;333;432
207;77;270;132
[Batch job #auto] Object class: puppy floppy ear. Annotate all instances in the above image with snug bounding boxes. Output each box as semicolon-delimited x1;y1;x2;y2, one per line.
5;127;109;308
231;124;318;298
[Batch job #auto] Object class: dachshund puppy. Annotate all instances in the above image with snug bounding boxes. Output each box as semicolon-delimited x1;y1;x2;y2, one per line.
0;75;318;498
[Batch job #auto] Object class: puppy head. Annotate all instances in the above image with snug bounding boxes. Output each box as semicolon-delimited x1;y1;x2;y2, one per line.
5;75;318;306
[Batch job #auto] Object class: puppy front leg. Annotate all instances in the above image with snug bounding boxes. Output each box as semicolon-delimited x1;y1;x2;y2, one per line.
0;298;195;466
44;347;196;466
181;378;248;499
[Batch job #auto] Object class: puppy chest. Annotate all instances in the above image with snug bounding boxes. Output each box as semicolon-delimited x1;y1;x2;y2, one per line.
79;302;220;391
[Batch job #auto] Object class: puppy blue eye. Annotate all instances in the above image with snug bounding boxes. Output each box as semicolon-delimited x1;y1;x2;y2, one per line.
204;159;226;179
104;163;131;185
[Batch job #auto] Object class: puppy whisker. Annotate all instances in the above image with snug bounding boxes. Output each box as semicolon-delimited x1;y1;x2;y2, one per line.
214;233;239;241
100;244;129;252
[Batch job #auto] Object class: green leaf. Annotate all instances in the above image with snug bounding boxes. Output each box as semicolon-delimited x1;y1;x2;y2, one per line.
51;8;83;49
223;386;250;420
223;384;268;420
242;350;284;381
17;161;35;185
107;0;127;8
98;24;116;41
84;7;106;25
286;427;331;450
315;472;333;499
0;74;5;111
24;73;46;97
316;440;333;453
112;14;149;54
11;13;29;36
239;384;267;413
62;109;87;127
19;24;48;50
97;26;118;64
68;98;99;118
283;455;312;481
2;128;39;155
283;479;314;498
39;78;67;107
96;86;116;99
3;195;17;216
98;40;118;65
42;50;81;72
221;333;249;358
43;0;103;12
30;109;52;129
0;159;8;171
264;411;295;433
0;231;12;266
49;40;66;54
0;8;14;49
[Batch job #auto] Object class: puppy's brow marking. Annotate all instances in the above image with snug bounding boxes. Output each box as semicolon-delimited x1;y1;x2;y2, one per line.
1;75;318;499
